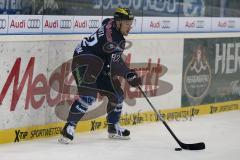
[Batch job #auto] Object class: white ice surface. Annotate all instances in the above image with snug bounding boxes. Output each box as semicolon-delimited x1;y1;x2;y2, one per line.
0;111;239;160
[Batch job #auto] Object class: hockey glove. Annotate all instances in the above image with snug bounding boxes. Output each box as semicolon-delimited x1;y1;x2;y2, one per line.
126;70;142;87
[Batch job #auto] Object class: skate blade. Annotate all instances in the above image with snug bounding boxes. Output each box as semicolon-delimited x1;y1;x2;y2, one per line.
108;133;130;140
58;135;72;144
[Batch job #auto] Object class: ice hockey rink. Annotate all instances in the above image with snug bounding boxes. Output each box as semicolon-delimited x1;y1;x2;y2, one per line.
0;111;239;160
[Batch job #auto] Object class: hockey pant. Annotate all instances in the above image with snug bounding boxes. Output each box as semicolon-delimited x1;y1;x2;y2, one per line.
67;56;124;126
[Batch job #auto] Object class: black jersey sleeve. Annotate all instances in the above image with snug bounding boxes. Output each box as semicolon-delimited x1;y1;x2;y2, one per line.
111;57;131;78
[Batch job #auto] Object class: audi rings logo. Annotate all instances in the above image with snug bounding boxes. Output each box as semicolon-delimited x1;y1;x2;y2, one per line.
27;19;41;29
228;20;236;28
0;19;7;29
196;20;204;28
60;20;72;29
161;20;170;29
88;20;99;29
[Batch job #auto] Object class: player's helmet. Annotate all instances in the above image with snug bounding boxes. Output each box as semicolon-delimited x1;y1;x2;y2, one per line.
114;8;134;21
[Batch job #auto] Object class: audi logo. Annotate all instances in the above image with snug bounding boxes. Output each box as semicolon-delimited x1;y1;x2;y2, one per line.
196;21;204;28
88;20;99;29
0;19;7;29
60;20;72;29
161;21;170;29
27;19;41;29
228;20;236;28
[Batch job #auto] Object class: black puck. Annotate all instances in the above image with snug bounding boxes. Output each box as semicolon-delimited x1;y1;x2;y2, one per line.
175;148;182;151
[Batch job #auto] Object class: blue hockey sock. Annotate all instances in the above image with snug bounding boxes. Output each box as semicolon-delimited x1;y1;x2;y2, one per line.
67;100;88;125
107;103;123;124
67;96;96;125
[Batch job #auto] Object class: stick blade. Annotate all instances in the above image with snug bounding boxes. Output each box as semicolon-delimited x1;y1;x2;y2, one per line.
180;142;205;150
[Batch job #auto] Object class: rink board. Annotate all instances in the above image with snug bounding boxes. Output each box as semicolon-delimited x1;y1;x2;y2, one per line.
0;100;239;144
0;35;182;130
0;33;240;144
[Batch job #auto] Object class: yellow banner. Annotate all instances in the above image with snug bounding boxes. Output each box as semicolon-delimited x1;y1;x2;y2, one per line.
0;100;239;144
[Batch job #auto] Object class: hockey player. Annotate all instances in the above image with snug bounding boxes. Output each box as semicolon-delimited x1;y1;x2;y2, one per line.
58;7;142;144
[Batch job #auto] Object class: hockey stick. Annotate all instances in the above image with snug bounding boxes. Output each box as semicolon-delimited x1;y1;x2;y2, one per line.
138;86;205;150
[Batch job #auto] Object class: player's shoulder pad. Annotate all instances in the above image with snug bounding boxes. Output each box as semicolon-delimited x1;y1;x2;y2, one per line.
102;18;113;25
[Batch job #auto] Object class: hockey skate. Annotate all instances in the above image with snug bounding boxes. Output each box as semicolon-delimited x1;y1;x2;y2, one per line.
108;123;130;140
58;123;75;144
